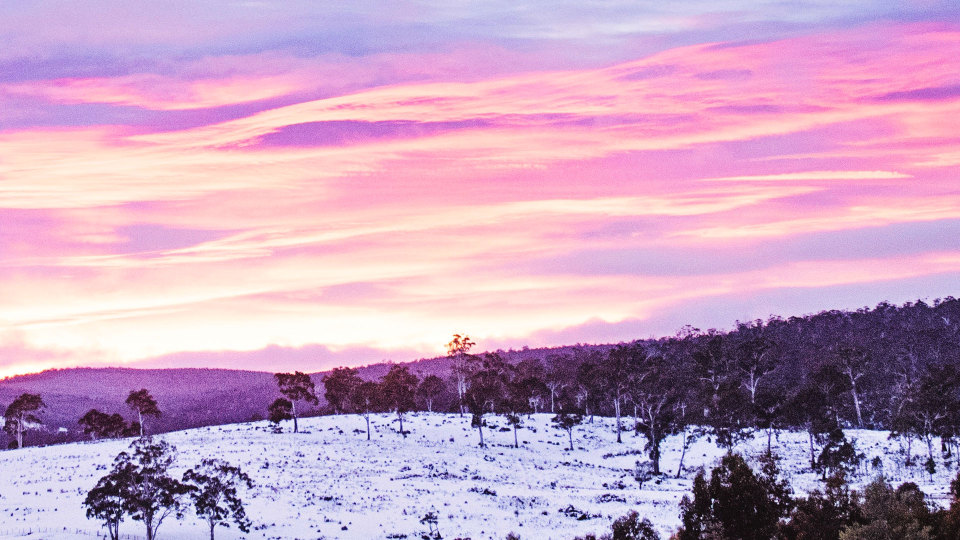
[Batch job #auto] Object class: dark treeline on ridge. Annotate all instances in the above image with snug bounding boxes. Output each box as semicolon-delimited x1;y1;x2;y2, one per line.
308;297;960;477
3;297;960;462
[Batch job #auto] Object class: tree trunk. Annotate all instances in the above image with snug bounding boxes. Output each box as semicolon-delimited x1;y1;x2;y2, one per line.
513;423;518;448
848;372;864;428
676;429;688;478
808;430;816;468
477;422;484;447
16;415;23;449
614;398;622;444
567;428;574;451
210;519;216;540
550;389;555;414
365;414;371;441
292;401;299;434
651;425;660;475
427;399;433;413
138;409;144;438
398;411;405;438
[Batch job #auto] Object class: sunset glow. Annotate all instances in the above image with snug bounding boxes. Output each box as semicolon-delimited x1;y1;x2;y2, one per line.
2;2;959;376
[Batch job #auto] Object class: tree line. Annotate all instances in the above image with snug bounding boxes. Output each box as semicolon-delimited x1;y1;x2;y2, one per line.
2;388;163;449
262;299;960;481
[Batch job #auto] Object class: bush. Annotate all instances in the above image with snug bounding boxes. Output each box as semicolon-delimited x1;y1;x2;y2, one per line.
677;452;791;540
611;511;660;540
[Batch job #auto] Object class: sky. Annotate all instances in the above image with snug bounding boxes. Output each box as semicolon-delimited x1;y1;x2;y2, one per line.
1;1;959;377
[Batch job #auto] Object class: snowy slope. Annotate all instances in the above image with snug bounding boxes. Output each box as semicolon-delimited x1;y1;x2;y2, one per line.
0;413;953;540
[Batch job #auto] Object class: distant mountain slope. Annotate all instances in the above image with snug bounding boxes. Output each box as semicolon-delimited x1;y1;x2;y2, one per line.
0;342;616;447
0;367;278;444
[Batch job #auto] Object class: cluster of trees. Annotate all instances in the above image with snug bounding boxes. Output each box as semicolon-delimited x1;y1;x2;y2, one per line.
80;388;162;440
2;388;164;449
382;300;960;478
557;453;960;540
84;437;252;540
257;299;960;481
673;452;960;540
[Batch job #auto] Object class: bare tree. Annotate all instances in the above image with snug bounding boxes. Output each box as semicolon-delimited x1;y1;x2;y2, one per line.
446;334;476;416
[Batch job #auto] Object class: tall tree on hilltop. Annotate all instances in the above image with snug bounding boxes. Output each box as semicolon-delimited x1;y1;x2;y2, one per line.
274;371;318;433
446;334;476;417
126;389;161;438
321;367;361;415
379;365;418;438
3;393;44;449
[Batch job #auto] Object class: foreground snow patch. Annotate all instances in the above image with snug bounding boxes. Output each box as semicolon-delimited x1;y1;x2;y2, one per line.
0;413;953;539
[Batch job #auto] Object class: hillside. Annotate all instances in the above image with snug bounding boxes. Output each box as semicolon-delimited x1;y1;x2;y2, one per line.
0;413;952;539
0;343;614;447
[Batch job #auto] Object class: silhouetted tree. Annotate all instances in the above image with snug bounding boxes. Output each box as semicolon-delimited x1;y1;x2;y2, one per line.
417;374;445;413
182;458;253;540
3;393;44;449
677;452;791;540
274;371;318;433
464;354;511;447
781;472;862;540
552;395;583;451
733;320;777;405
321;367;361;414
447;334;476;416
351;381;380;440
79;409;127;440
267;398;293;430
126;389;161;438
611;510;661;540
631;349;681;475
380;365;418;437
897;363;960;468
84;467;129;540
87;438;192;540
604;344;644;443
840;478;936;539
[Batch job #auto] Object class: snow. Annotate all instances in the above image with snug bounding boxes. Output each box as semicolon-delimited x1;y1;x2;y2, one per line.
0;413;953;539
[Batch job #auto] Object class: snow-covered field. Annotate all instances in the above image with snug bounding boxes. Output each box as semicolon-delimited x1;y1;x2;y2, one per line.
0;413;953;540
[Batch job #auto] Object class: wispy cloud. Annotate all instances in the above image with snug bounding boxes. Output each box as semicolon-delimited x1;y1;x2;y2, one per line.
1;14;959;374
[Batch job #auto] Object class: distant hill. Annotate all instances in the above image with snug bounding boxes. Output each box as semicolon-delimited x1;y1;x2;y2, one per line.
0;342;615;447
0;367;278;445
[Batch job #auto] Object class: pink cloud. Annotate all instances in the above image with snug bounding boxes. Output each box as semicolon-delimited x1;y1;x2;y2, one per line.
1;22;959;375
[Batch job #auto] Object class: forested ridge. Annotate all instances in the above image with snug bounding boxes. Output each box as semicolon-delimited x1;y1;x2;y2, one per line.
3;297;959;457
